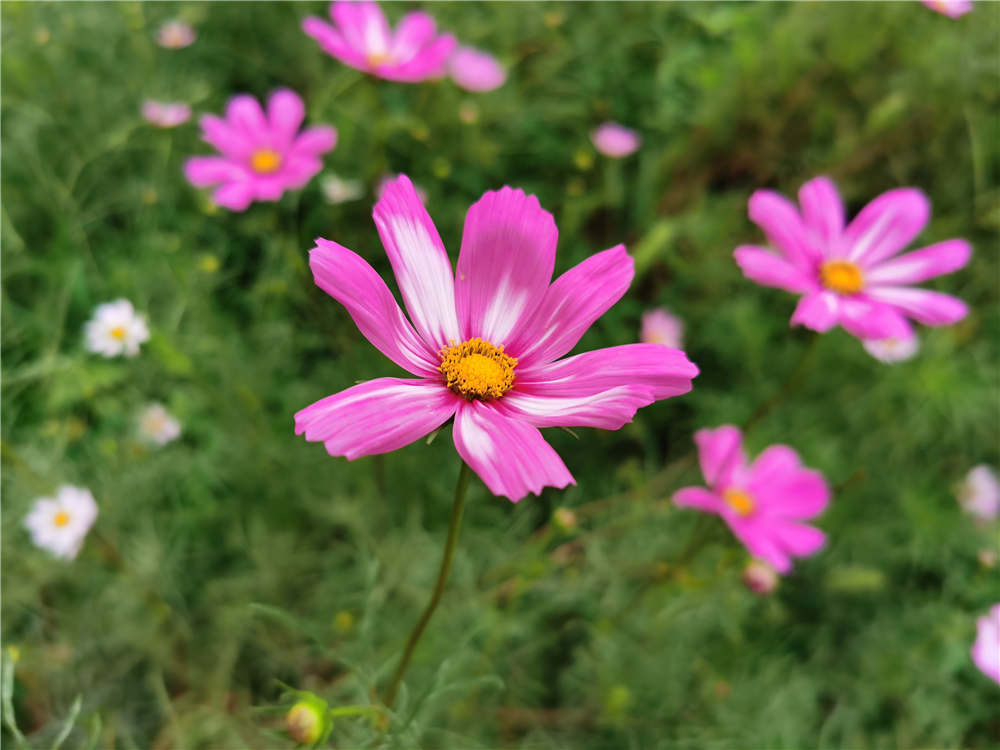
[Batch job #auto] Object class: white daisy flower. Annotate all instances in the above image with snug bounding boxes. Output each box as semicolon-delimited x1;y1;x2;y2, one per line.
138;403;181;446
320;174;364;205
862;335;919;363
84;299;150;357
958;465;999;522
24;485;98;560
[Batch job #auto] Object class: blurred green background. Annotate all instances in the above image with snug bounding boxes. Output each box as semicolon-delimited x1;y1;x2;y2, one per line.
3;1;998;748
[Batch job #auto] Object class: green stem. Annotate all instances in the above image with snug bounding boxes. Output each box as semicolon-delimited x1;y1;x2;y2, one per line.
382;460;472;709
742;333;821;433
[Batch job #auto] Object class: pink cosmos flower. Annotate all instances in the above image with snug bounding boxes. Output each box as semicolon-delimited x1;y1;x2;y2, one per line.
156;20;196;49
302;1;456;83
923;0;973;18
449;46;506;92
591;123;641;158
295;175;699;502
142;100;191;128
184;89;337;212
673;425;830;573
957;465;999;522
641;308;684;349
971;604;1000;685
734;177;971;341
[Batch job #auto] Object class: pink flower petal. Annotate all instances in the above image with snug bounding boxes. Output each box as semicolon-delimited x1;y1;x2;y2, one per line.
449;46;506;92
836;297;912;340
748;189;820;270
770;522;826;557
226;94;269;142
213;181;255;211
515;344;698;402
279;156;324;189
200;114;254;160
384;33;456;81
373;175;461;349
389;11;437;60
591;123;641;158
267;89;305;151
672;486;724;513
694;425;746;490
865;239;972;286
749;446;830;518
733;245;818;294
790;291;840;332
452;401;574;503
308;238;440;376
798;176;845;248
295;377;459;460
302;16;368;69
507;245;634;366
736;527;793;574
497;386;657;431
844;188;930;266
331;1;392;59
455;186;557;345
184;157;247;187
865;287;969;326
291;126;338;158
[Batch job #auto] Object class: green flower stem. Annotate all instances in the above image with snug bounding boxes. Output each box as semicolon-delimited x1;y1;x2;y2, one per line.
742;333;821;432
382;460;473;709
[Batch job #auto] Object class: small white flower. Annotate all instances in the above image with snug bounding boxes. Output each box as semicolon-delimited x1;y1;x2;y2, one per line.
640;308;684;349
24;485;98;560
320;174;364;205
84;299;150;358
138;403;182;446
958;465;999;522
862;335;919;363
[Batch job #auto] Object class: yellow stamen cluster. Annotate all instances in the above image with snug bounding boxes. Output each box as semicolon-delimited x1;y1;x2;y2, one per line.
723;488;755;517
250;148;282;174
366;52;394;67
54;511;71;527
821;260;864;295
110;326;126;340
439;338;517;400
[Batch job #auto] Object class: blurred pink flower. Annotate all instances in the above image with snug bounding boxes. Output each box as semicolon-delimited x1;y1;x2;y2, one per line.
142;100;191;128
971;604;1000;684
957;465;999;522
302;1;456;82
742;560;779;595
734;177;971;341
449;46;506;92
641;308;684;349
295;175;698;502
923;0;973;18
862;333;919;363
591;123;641;158
673;425;830;574
184;89;337;212
156;20;196;49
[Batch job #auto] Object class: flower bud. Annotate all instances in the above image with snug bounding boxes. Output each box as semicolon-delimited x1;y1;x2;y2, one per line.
552;507;578;532
742;560;779;595
286;697;328;746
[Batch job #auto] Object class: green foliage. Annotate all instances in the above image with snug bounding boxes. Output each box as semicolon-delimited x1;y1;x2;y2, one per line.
3;1;998;748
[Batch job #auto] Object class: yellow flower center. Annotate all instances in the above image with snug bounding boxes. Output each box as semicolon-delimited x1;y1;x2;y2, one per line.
821;260;864;295
54;511;71;527
723;488;755;517
366;51;394;67
250;148;282;174
110;326;126;340
439;338;517;400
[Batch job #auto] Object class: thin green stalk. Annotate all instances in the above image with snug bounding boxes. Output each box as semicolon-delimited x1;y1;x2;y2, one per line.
742;334;821;433
382;461;472;709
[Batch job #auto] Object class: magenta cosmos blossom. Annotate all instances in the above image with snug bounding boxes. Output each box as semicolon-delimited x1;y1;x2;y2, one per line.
295;176;699;502
971;604;1000;684
184;90;337;212
673;425;830;573
449;46;506;92
734;177;971;341
591;123;641;158
303;1;456;82
923;0;972;18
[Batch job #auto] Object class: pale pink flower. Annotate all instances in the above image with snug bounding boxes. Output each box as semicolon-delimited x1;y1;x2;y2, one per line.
184;89;337;212
742;560;779;595
971;604;1000;685
591;123;641;158
303;1;456;83
24;486;98;561
957;465;999;522
448;46;506;92
138;403;182;446
295;176;699;502
734;177;971;341
923;0;973;18
156;20;196;49
641;308;684;349
862;333;919;363
142;100;191;128
673;425;830;574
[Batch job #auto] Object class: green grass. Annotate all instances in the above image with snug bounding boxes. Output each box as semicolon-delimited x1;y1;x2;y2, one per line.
3;2;998;748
